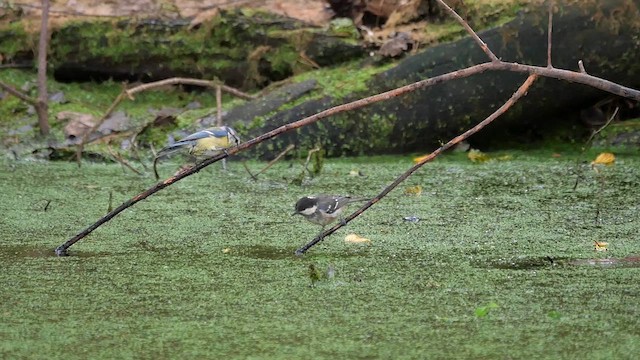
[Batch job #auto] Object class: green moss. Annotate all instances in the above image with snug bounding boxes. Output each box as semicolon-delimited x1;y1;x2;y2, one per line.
0;21;33;60
1;151;640;358
292;60;395;101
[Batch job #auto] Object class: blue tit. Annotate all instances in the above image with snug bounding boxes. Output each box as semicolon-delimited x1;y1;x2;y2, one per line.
156;126;240;160
154;126;240;179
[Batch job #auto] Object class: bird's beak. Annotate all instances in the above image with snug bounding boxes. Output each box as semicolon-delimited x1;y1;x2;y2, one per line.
291;211;299;216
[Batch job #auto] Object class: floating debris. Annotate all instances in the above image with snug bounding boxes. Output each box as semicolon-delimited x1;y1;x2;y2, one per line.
344;233;371;244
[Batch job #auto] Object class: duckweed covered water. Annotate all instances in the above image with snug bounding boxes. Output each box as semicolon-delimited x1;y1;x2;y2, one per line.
1;150;639;359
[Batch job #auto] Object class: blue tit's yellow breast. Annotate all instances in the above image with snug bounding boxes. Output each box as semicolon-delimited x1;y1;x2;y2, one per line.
190;135;230;157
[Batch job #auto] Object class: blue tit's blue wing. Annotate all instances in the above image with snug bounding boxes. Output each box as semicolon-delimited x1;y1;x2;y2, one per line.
178;127;228;143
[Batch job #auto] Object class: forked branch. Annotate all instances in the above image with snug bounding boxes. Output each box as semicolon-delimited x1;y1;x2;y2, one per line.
295;75;538;254
56;1;640;256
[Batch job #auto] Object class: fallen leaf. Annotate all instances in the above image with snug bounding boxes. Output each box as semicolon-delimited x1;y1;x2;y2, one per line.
222;248;231;254
594;241;608;251
345;233;371;244
551;153;562;158
404;185;422;196
592;152;615;166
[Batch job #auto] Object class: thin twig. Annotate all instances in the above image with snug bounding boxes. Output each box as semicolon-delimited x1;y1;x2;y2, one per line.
0;63;33;69
124;77;254;100
295;74;538;254
586;106;619;144
107;145;143;175
129;138;149;171
0;81;38;105
435;0;499;62
547;0;553;68
76;77;255;166
578;60;587;73
36;0;51;136
216;85;223;127
255;144;295;177
574;104;621;191
303;147;321;173
107;191;113;213
76;90;127;166
241;161;258;181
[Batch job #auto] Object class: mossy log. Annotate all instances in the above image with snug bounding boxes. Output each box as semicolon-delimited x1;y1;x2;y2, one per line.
235;0;640;157
0;9;364;88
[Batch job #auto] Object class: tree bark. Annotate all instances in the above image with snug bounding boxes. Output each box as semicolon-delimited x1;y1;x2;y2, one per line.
36;0;50;136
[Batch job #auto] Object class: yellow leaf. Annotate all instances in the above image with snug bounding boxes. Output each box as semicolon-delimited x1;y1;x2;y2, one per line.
344;233;371;244
594;241;608;251
592;152;615;166
496;154;512;161
404;185;423;196
468;149;490;163
222;248;231;254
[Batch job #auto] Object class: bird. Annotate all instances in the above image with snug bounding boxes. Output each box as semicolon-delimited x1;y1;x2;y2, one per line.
292;195;369;239
153;126;240;179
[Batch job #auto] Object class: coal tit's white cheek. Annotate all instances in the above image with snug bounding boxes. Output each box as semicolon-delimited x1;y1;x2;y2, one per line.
300;205;317;216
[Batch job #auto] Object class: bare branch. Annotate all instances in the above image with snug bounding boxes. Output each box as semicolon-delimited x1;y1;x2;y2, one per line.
547;0;554;68
242;161;258;181
124;77;255;100
255;144;295;178
435;0;499;62
36;0;51;136
0;81;39;105
107;145;143;175
76;77;256;165
76;90;128;166
295;74;539;254
216;85;223;127
578;60;587;73
586;106;619;144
